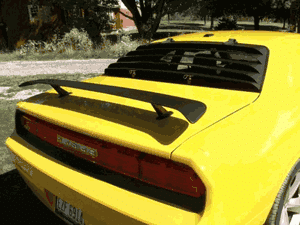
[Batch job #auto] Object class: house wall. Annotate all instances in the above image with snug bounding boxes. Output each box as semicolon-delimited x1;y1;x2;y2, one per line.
0;0;67;50
0;0;32;49
0;0;129;50
120;9;135;29
113;9;136;30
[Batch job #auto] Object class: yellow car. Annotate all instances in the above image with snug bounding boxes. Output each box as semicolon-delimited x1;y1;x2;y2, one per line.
6;31;300;225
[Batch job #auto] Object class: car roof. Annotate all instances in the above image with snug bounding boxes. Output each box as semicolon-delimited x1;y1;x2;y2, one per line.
153;31;300;48
150;31;300;95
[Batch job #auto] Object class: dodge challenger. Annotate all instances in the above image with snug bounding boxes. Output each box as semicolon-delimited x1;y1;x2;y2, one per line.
6;31;300;225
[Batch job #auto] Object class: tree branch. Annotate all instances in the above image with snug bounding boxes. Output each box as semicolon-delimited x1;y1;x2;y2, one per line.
151;0;166;33
139;0;145;13
118;9;134;20
121;0;141;22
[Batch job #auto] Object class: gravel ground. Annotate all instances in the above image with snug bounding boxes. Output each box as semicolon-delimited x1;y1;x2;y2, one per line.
0;59;118;76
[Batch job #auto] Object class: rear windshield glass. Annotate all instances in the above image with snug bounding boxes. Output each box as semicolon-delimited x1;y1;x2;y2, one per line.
104;42;269;93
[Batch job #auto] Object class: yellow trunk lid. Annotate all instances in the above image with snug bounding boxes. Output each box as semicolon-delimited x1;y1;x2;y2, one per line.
16;76;259;158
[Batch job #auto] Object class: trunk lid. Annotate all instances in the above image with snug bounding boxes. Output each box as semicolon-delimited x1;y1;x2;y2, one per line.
17;76;259;159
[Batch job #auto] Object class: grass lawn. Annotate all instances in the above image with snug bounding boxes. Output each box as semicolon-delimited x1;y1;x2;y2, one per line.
0;72;102;175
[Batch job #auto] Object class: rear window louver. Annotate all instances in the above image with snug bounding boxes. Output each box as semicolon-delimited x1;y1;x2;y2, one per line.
104;41;269;92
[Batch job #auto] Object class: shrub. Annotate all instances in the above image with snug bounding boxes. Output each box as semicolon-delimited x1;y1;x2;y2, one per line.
17;28;145;60
18;28;94;55
215;17;239;30
61;27;93;51
106;34;143;58
18;40;43;55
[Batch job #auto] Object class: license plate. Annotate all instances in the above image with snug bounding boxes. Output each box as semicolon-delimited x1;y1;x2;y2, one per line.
55;197;84;225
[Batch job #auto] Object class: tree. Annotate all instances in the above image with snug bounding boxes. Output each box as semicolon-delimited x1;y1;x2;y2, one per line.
290;0;300;32
272;0;292;28
241;0;273;30
181;0;241;29
200;0;227;29
118;0;198;40
186;0;274;30
45;0;118;38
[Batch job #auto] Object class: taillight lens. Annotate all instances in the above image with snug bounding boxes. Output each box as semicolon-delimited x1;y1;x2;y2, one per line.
20;114;37;135
140;154;205;197
19;113;205;198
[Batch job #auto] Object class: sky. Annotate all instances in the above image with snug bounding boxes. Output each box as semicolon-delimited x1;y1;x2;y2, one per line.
118;0;126;9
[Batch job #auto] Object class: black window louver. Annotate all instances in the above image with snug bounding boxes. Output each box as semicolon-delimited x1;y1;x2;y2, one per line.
104;41;269;93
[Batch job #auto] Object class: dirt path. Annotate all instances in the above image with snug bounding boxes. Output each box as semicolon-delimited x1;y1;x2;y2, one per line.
0;59;118;76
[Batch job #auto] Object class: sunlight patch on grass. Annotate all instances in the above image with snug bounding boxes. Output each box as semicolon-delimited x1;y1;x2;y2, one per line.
0;89;44;100
0;87;10;93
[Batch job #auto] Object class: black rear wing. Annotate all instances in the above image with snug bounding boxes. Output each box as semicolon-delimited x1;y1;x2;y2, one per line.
19;79;206;124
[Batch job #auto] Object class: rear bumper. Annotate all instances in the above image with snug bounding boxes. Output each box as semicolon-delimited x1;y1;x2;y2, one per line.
6;130;202;225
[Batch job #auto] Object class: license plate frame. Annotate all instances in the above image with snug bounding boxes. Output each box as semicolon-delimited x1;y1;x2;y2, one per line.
55;197;84;225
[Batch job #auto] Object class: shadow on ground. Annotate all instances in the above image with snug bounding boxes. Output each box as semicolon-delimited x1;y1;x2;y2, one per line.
159;22;288;32
159;22;204;31
0;169;65;225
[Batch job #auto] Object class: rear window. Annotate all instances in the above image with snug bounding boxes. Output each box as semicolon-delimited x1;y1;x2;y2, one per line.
104;41;269;93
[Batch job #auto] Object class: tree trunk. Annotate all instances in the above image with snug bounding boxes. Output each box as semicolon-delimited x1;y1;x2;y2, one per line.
168;13;170;24
137;19;157;42
254;15;260;30
61;9;67;25
210;14;214;29
0;23;9;50
204;16;206;25
84;9;90;18
283;17;286;29
298;18;300;33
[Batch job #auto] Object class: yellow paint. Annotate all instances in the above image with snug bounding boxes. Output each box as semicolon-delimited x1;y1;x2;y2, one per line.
6;132;199;225
15;76;258;158
7;31;300;224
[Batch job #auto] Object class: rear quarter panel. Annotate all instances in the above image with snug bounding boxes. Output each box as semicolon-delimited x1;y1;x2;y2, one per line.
171;40;300;224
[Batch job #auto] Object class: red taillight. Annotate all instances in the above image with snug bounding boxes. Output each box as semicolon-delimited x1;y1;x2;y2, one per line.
21;114;37;135
140;154;205;197
97;146;140;177
20;114;206;198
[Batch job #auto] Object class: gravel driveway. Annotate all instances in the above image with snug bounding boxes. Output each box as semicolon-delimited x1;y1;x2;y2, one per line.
0;59;118;76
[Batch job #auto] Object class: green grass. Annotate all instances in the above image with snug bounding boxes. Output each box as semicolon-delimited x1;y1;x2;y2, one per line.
0;73;101;175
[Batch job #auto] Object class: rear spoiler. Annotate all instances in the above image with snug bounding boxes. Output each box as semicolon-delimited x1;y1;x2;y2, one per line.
19;79;206;124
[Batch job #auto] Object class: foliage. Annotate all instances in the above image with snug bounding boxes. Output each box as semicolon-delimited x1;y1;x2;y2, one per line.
99;32;147;58
241;0;273;17
44;0;118;10
44;0;118;39
61;28;93;50
180;0;242;29
161;0;199;17
66;7;112;38
215;17;239;30
16;28;144;60
107;34;135;57
270;0;292;28
19;28;93;54
290;0;300;27
119;0;198;40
